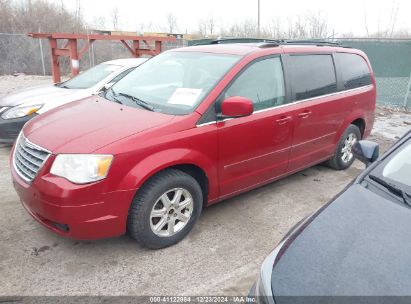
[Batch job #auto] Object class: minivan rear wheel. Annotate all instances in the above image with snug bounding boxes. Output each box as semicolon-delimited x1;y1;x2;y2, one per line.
326;124;361;170
127;169;202;249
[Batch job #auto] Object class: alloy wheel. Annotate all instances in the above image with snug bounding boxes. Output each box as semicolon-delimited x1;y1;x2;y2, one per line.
341;133;358;163
150;188;194;237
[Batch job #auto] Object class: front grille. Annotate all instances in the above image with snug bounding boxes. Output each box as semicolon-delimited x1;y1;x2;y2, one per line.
13;134;50;183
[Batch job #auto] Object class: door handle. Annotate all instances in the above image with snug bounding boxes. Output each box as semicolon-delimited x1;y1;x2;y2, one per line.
298;110;312;119
276;116;292;125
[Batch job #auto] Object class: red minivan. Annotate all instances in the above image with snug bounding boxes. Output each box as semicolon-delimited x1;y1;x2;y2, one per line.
10;40;376;249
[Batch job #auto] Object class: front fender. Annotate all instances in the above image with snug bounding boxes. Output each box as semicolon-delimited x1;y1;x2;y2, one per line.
117;148;219;202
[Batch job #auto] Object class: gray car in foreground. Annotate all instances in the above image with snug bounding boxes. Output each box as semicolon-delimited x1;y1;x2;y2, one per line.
249;129;411;304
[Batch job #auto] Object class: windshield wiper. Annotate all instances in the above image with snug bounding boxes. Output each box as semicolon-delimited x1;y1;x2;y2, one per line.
118;92;154;112
105;87;122;104
57;83;70;89
369;174;411;207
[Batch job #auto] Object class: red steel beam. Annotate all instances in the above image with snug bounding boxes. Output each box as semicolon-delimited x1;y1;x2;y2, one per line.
68;39;79;76
120;40;136;56
29;32;176;42
48;38;61;83
28;32;176;82
78;39;96;58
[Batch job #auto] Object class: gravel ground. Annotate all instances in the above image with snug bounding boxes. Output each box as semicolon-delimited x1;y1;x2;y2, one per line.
0;76;410;297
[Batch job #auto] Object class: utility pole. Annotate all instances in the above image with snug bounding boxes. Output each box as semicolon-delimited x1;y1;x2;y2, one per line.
257;0;261;37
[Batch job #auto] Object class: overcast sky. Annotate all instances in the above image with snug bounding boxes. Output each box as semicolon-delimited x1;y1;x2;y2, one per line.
61;0;410;36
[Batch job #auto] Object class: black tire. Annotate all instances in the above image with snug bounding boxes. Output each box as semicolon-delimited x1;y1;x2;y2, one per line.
326;124;361;170
127;169;203;249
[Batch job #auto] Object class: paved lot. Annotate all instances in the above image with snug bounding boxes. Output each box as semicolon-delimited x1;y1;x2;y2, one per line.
0;76;408;296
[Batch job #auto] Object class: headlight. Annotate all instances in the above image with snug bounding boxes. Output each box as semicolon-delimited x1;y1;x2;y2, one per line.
50;154;113;184
1;104;43;119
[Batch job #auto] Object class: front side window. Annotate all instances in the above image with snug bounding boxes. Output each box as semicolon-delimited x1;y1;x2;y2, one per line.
225;57;285;111
335;53;372;90
108;51;240;115
59;63;122;89
288;54;337;101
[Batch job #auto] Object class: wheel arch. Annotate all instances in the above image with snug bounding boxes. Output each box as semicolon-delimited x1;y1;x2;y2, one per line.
166;164;209;209
118;148;217;209
350;117;366;138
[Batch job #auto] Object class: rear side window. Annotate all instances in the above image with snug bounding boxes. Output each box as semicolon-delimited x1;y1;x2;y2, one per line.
335;53;372;90
288;55;337;101
225;57;285;111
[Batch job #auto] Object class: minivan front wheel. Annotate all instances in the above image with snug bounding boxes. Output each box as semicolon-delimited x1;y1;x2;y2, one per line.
127;169;202;249
327;124;361;170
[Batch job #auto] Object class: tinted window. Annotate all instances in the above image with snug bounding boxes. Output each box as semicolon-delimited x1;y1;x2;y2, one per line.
225;57;285;111
288;55;337;101
335;53;372;90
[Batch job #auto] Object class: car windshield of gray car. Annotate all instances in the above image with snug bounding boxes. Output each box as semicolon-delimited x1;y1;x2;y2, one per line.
57;63;122;89
105;51;241;115
368;139;411;206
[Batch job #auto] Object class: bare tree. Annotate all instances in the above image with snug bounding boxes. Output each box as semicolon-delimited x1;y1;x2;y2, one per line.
197;19;208;36
219;19;258;37
196;16;218;37
111;6;119;30
206;16;217;36
166;13;177;33
362;1;402;38
306;11;329;38
267;17;284;39
89;16;107;30
387;1;399;37
286;16;307;39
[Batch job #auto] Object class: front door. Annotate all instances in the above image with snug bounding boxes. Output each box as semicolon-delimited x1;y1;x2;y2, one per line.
217;56;294;198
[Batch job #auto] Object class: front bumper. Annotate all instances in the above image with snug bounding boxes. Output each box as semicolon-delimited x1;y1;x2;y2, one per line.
11;154;136;240
0;114;36;143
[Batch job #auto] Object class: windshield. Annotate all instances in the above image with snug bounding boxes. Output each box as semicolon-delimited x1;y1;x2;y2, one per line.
381;140;411;188
369;138;411;197
107;51;241;115
59;63;122;89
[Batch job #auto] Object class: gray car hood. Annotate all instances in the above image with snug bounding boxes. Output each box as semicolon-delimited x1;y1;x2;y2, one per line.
272;184;411;298
0;84;86;107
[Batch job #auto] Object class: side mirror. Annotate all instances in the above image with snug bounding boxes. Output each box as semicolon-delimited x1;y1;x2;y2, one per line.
220;96;253;118
352;140;379;167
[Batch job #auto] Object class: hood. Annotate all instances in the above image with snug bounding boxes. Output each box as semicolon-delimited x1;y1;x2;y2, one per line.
271;184;411;297
23;96;175;153
0;84;89;110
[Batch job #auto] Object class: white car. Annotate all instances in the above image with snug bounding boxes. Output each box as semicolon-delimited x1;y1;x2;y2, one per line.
0;58;147;143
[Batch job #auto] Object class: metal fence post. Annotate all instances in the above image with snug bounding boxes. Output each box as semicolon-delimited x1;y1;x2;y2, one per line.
404;71;411;109
38;38;46;76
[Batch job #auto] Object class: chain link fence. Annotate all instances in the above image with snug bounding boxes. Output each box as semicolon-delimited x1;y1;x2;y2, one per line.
337;39;411;109
0;34;410;108
0;33;49;75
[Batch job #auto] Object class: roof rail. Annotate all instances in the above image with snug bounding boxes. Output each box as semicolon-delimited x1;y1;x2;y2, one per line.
203;38;349;48
278;39;344;47
208;37;281;45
